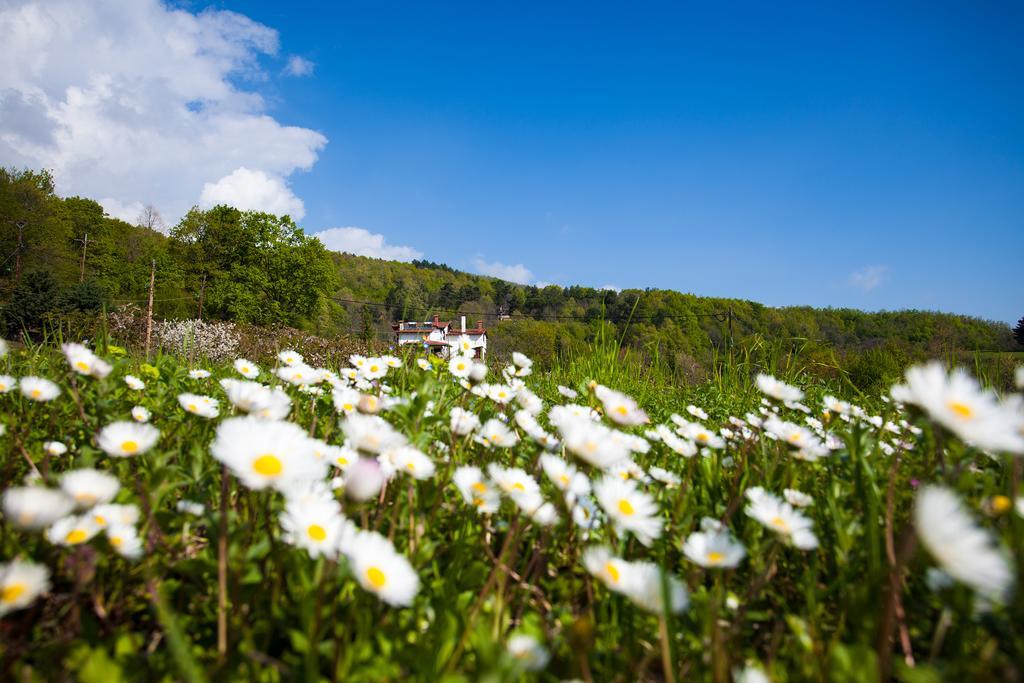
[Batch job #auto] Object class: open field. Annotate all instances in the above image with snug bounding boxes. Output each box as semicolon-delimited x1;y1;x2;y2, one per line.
1;337;1023;682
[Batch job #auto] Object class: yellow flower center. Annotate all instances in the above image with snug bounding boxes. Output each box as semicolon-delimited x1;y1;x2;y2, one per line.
2;583;26;603
615;405;629;416
370;365;379;372
697;433;709;443
31;389;41;398
337;456;349;466
511;482;525;492
706;551;725;564
75;360;90;371
66;529;89;544
605;562;620;583
559;474;570;486
188;403;198;412
471;482;487;493
366;566;386;588
94;515;106;526
111;536;123;548
617;499;635;516
121;440;139;454
253;454;283;477
342;403;353;412
75;493;97;505
307;524;327;541
992;495;1012;514
457;363;465;371
406;463;415;471
788;433;802;443
770;516;790;532
242;366;250;373
947;401;973;419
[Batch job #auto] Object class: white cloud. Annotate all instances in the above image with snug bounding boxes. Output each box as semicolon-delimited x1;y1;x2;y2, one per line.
849;265;888;292
0;0;326;223
284;55;314;76
200;167;305;219
600;284;621;293
471;257;534;285
313;227;422;261
98;197;145;224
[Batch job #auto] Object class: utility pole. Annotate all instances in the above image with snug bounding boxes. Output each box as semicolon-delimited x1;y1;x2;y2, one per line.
197;272;207;321
75;232;89;282
13;220;25;284
144;259;156;360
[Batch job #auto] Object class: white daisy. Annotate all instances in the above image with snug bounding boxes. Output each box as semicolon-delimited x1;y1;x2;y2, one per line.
507;634;549;671
476;418;519;448
124;375;145;390
19;376;60;402
449;407;481;436
341;414;407;454
683;525;747;568
594;385;649;425
745;487;818;550
452;466;500;513
97;421;160;457
0;560;50;617
345;530;419;607
593;477;662;546
178;393;219;418
915;486;1013;600
280;492;349;559
2;487;75;530
46;514;101;546
233;358;261;379
755;374;805;402
188;369;211;379
211;417;326;491
0;374;14;393
448;355;473;379
60;469;120;508
131;406;151;423
105;524;144;559
43;441;67;456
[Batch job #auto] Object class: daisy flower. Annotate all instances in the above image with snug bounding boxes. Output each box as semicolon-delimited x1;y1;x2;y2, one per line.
416;358;430;371
755;374;805;402
557;385;579;399
486;384;515;405
2;487;75;530
211;417;326;491
131;406;151;422
332;387;361;415
62;343;112;378
476;418;519;448
341;414;407;455
0;374;14;393
278;350;303;366
343;458;386;501
894;362;1024;454
594;385;649;426
389;446;436;480
97;421;160;457
233;358;260;379
539;454;590;497
280;492;349;559
382;355;402;368
46;514;102;546
593;477;662;546
60;469;120;508
559;418;630;468
176;500;205;516
361;357;388;380
915;486;1013;600
487;464;541;499
345;530;419;607
449;407;480;436
686;404;709;420
448;355;473;379
105;524;143;559
188;369;211;379
0;560;50;617
582;546;635;595
90;503;139;529
623;561;689;614
783;489;813;508
20;376;60;402
124;375;145;390
683;523;747;569
745;487;818;550
452;466;500;513
507;634;549;671
178;393;220;418
276;363;321;386
648;466;681;488
43;441;67;456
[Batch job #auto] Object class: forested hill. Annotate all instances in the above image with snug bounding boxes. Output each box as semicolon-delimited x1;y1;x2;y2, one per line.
1;167;1017;373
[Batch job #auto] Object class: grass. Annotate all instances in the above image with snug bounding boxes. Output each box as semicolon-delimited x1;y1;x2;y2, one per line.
0;336;1022;682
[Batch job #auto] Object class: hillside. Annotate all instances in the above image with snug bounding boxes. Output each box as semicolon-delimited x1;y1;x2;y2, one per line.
1;166;1017;389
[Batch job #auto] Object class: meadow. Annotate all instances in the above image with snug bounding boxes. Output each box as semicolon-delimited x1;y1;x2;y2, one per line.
0;333;1022;682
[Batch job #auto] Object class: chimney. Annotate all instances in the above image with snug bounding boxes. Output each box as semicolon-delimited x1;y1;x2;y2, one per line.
432;314;439;326
461;315;466;332
477;320;484;331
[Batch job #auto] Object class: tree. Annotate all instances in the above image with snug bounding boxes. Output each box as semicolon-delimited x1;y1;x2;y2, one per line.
137;204;165;233
360;306;376;343
1014;316;1024;347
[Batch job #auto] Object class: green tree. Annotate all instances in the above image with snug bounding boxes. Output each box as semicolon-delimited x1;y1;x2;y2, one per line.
1014;316;1024;347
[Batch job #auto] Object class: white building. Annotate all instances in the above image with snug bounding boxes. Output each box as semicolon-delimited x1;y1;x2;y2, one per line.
392;315;487;360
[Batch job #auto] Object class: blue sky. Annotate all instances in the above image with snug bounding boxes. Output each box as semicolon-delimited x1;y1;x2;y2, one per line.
4;1;1022;322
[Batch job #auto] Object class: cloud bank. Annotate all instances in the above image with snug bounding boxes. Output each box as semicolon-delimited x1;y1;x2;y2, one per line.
0;0;326;223
313;227;423;261
471;257;534;285
848;265;888;292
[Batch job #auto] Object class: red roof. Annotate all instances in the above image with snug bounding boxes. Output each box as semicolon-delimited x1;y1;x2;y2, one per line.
423;340;450;346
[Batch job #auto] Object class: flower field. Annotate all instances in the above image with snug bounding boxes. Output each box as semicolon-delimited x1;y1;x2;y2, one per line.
1;337;1023;682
